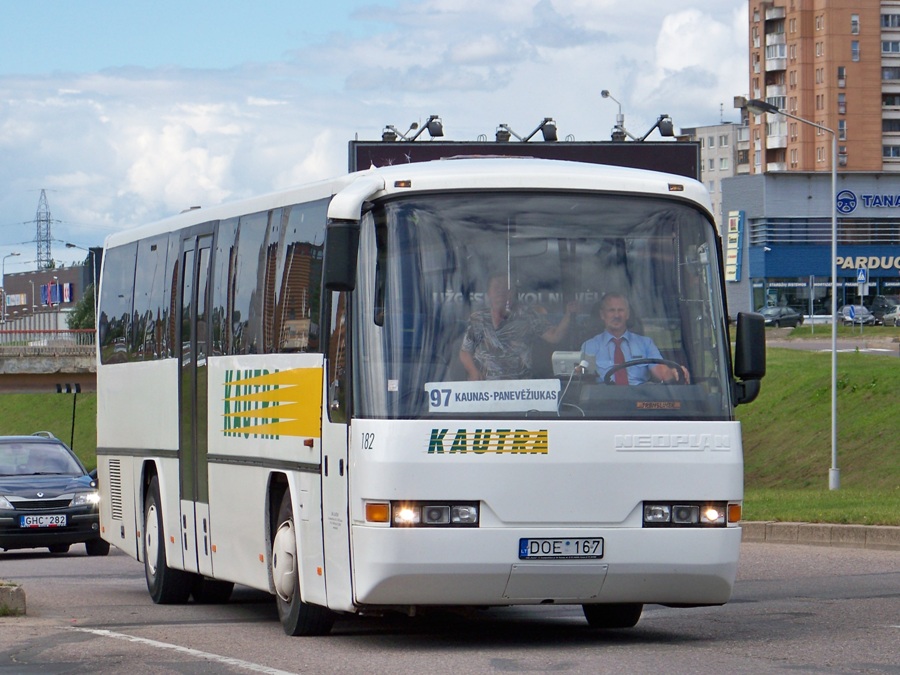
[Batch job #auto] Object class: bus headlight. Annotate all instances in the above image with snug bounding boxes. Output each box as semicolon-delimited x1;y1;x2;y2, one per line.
643;501;728;528
387;501;479;527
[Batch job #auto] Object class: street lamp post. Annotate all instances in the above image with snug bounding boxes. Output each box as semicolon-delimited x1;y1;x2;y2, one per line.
2;252;21;324
745;98;840;490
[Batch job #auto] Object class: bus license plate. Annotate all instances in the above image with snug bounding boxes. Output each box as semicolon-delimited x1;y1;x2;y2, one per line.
519;537;604;560
20;514;67;528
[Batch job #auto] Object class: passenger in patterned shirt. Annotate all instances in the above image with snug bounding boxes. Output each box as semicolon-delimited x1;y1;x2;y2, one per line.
459;275;577;380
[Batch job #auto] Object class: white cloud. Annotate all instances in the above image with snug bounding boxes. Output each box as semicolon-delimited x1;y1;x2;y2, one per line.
0;0;748;267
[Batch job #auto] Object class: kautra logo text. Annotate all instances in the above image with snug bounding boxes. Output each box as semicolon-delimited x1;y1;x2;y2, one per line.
427;428;549;454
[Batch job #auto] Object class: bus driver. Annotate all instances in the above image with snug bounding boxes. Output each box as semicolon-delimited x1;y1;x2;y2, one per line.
581;292;690;385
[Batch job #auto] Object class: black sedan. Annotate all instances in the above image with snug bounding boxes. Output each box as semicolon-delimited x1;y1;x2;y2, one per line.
0;433;109;555
838;305;876;326
757;306;804;327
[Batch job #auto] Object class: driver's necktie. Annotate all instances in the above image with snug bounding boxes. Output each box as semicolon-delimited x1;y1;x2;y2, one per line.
612;337;628;385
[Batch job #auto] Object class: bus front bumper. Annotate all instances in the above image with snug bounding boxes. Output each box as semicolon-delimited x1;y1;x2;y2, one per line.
349;525;741;608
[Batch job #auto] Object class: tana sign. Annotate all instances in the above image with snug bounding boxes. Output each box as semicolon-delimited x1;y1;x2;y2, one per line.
836;189;900;214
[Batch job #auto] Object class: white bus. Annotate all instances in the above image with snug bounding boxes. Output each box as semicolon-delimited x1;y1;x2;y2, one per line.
96;157;765;635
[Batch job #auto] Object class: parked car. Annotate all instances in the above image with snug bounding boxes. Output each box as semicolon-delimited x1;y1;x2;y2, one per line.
865;295;899;324
0;432;109;555
757;306;804;327
838;304;876;326
882;305;900;327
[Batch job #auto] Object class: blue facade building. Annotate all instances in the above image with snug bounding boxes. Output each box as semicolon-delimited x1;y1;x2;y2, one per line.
721;172;900;315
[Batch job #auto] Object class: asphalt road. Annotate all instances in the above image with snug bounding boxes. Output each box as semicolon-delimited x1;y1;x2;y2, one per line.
1;543;898;674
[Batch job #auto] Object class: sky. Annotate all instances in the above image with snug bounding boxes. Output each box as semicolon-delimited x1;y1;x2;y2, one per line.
0;0;748;272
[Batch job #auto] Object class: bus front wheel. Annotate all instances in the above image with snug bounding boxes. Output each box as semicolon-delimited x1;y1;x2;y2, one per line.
144;475;192;604
582;603;643;629
272;491;334;636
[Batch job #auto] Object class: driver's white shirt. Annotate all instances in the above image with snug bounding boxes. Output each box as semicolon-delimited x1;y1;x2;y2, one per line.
580;330;663;385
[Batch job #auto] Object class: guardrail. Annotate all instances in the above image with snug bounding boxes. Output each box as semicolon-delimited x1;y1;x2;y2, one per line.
0;329;96;355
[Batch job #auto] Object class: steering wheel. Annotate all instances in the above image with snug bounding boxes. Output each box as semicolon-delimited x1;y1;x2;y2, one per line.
602;358;686;385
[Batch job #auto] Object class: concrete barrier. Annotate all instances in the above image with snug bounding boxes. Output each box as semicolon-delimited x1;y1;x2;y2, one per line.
0;581;25;615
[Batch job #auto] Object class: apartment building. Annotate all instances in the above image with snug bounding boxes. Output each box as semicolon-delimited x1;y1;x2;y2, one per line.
681;122;751;228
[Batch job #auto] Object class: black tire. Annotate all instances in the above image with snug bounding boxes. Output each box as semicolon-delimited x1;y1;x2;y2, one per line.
144;475;192;604
272;491;334;636
47;543;70;554
582;603;643;629
191;576;234;604
773;320;781;327
85;538;111;557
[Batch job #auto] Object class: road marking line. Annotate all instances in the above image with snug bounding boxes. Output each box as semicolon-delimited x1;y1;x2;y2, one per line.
71;627;296;674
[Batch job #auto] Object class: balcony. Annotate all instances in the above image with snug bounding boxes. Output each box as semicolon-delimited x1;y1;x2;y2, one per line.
765;6;785;20
766;162;788;172
767;133;788;149
766;58;787;72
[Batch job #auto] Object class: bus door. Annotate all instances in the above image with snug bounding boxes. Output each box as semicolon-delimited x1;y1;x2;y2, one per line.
321;290;353;610
177;231;215;577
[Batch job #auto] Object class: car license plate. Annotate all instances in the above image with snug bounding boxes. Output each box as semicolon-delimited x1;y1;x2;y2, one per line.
20;514;67;528
519;537;604;560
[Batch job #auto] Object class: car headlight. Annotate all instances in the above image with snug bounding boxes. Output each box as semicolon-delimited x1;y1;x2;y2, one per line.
72;491;101;507
0;495;12;509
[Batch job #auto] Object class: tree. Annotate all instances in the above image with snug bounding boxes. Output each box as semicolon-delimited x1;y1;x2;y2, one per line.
67;284;95;330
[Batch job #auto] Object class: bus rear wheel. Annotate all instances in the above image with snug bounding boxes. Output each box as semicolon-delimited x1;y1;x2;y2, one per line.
582;603;643;629
144;475;192;604
272;491;334;636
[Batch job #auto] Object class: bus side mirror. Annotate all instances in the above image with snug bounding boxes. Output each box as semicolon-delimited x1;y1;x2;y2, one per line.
324;219;360;292
733;311;766;405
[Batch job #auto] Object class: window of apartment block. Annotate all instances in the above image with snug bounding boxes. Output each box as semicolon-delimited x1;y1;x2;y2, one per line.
816;68;823;84
719;135;729;147
884;94;900;106
883;14;900;29
882;119;900;133
816;42;823;57
719;158;729;170
817;146;824;163
883;146;900;158
838;93;846;114
789;18;796;33
708;136;715;147
851;14;859;34
708;158;715;171
884;67;900;81
837;65;846;86
838;120;847;140
851;41;860;62
790;149;797;167
815;15;823;30
883;41;900;54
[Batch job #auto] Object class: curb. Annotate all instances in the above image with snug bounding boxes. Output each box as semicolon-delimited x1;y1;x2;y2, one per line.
0;581;26;615
742;521;900;551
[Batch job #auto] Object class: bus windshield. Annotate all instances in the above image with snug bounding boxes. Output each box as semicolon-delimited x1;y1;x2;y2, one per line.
352;191;731;420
